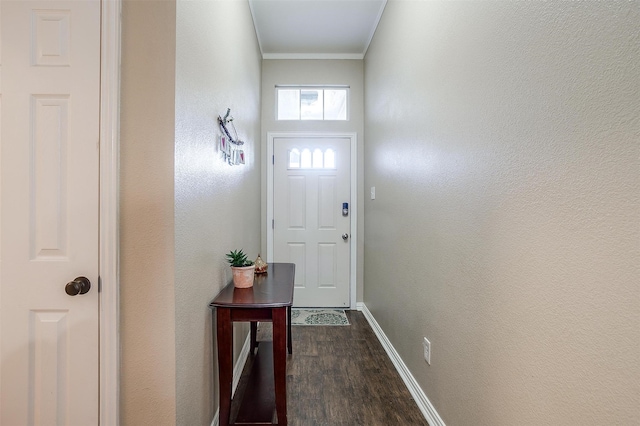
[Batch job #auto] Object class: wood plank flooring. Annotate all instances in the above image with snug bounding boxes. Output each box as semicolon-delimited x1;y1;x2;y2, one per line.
230;310;428;426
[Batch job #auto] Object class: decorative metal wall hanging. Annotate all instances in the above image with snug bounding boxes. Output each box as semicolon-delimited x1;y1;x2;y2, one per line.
218;108;246;165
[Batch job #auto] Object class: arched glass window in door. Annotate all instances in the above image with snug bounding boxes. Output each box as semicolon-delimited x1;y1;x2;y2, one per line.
312;149;323;168
288;149;300;168
324;149;335;169
300;149;312;169
288;147;338;170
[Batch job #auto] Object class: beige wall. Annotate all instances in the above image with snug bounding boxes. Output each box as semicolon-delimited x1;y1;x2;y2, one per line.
120;0;177;424
120;0;262;425
261;60;365;303
364;1;639;425
175;0;261;424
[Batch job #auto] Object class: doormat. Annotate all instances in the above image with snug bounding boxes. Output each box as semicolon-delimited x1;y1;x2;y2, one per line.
291;309;349;326
256;309;349;341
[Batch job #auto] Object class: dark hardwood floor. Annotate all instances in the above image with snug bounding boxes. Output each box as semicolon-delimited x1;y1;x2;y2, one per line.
231;310;429;426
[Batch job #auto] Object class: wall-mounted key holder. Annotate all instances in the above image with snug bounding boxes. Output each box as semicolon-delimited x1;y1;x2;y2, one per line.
218;108;246;165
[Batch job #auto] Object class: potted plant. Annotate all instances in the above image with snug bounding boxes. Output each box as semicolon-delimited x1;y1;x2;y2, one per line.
226;249;255;288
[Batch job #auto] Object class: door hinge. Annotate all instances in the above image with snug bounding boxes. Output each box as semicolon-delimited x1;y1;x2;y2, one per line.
272;155;274;165
272;219;274;229
98;276;102;293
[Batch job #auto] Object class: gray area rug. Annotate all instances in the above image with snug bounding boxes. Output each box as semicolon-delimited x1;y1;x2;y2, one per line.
256;309;349;341
291;309;349;326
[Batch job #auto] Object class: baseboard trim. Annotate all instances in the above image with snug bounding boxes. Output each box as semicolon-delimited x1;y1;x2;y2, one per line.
210;332;252;426
211;308;446;426
357;303;446;426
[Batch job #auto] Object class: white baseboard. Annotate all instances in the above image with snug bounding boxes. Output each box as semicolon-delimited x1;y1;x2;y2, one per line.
357;303;446;426
211;308;445;426
233;333;252;398
210;333;252;426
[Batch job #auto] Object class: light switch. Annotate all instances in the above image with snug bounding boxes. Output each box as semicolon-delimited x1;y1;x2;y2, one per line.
370;186;376;200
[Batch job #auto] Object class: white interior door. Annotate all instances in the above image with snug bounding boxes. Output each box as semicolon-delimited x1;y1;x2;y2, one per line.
0;0;101;424
273;137;351;307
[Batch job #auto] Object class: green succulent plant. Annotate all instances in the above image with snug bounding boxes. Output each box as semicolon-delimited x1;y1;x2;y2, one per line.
225;249;254;267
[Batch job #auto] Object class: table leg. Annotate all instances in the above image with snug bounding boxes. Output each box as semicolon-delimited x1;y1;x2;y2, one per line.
250;321;258;355
287;306;292;355
272;308;288;425
216;307;233;426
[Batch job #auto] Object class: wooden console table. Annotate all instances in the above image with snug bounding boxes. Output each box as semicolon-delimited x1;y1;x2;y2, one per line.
210;263;295;426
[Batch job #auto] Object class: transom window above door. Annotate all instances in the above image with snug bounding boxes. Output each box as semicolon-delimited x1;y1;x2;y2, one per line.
288;148;336;169
277;86;348;121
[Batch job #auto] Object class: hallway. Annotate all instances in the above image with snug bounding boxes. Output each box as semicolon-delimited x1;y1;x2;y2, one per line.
232;311;428;425
119;1;639;424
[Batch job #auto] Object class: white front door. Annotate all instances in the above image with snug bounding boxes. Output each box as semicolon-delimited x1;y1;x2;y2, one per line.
0;0;101;424
273;136;351;307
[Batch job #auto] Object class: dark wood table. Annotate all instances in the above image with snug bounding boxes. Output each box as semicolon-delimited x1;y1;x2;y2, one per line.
210;263;295;426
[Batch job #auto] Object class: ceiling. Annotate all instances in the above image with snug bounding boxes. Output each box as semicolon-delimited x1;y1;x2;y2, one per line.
248;0;387;59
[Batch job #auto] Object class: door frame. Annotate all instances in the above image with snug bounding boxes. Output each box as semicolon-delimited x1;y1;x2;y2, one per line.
266;132;358;309
99;0;121;424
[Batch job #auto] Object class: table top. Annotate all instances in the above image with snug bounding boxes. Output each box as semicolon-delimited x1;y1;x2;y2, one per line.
210;263;295;309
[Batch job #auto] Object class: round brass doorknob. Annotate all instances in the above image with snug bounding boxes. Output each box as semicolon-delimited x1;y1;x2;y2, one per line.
65;276;91;296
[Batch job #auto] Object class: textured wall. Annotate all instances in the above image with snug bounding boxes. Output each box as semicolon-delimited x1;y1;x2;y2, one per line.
175;1;262;425
120;1;261;425
120;0;177;424
261;60;365;303
364;1;639;425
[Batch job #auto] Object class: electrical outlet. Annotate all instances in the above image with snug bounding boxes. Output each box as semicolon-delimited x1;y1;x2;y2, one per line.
423;337;431;365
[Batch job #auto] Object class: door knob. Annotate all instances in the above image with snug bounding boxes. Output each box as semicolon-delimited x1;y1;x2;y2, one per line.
65;276;91;296
342;233;349;241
